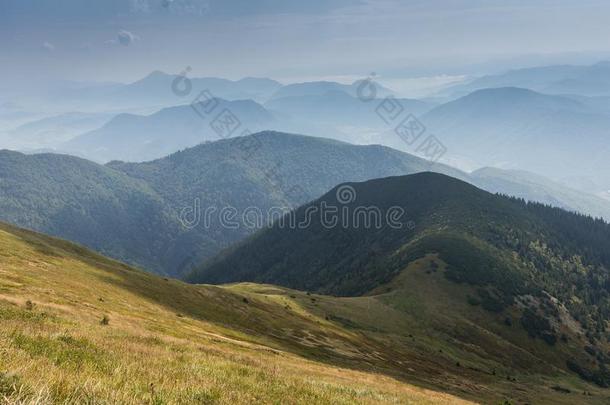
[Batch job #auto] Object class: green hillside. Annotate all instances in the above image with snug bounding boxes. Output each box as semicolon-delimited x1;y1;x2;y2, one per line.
192;172;610;389
0;150;180;274
0;221;480;404
2;220;609;403
2;132;610;279
0;132;463;277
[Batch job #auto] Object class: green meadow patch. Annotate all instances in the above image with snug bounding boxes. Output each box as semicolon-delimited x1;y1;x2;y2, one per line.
11;332;109;371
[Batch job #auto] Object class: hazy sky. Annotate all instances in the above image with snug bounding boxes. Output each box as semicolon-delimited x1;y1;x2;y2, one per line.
2;0;610;84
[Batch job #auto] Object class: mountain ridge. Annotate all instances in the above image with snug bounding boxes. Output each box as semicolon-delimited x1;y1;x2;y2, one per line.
2;131;610;278
446;62;610;97
422;86;610;190
191;171;610;387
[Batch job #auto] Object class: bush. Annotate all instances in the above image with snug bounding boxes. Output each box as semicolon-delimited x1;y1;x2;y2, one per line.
520;308;556;345
477;289;509;313
100;315;110;325
541;331;557;346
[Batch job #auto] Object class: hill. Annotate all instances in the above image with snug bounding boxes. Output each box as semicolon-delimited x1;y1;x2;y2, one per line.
446;62;610;97
59;77;408;163
0;150;186;274
192;172;610;389
0;221;476;404
108;71;283;106
2;220;609;403
422;87;610;191
471;167;610;221
0;112;114;151
0;133;463;277
264;91;433;145
268;79;394;101
63;99;276;162
106;132;465;274
2;132;610;277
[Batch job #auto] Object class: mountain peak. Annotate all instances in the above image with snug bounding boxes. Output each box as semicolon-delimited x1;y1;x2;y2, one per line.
140;70;172;81
440;86;584;112
468;86;539;98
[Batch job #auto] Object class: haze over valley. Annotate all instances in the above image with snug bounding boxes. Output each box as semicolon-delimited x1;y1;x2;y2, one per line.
2;1;610;404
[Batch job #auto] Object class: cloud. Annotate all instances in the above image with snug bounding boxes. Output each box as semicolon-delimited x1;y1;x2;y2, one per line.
105;30;139;46
118;30;137;46
42;41;55;52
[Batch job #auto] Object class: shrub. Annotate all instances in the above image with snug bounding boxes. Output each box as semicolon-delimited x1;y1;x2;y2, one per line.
541;331;557;346
520;308;556;345
477;289;509;313
100;315;110;325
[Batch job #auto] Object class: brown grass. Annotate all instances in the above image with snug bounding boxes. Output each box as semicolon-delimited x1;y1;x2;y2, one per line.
0;223;473;404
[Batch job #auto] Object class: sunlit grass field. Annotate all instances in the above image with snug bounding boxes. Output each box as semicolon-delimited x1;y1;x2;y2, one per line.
0;223;472;404
1;222;608;404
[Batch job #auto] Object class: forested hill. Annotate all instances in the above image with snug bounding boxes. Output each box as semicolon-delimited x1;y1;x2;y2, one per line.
192;172;610;386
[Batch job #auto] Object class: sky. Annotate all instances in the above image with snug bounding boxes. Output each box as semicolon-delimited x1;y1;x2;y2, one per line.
1;0;610;85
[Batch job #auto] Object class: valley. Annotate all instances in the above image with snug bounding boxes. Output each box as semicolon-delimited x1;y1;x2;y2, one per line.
2;4;610;402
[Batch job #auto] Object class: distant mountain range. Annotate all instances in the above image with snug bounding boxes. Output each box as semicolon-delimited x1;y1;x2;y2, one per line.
470;167;610;220
110;71;283;105
57;87;432;163
62;98;277;162
447;61;610;97
9;71;394;114
5;64;610;196
13;74;406;161
0;112;115;150
1;131;609;278
422;87;610;191
268;79;395;100
265;90;434;144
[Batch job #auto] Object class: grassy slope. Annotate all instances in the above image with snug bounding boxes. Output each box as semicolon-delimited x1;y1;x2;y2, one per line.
0;222;471;404
1;223;608;404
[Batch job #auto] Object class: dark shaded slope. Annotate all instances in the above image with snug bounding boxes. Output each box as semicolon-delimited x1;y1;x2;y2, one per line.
191;171;610;386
